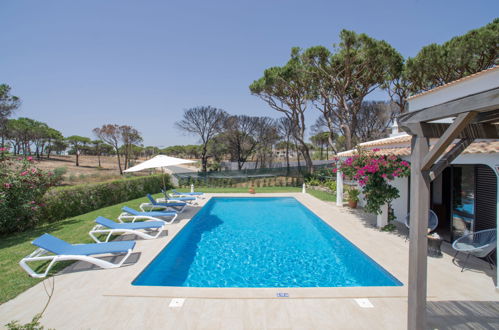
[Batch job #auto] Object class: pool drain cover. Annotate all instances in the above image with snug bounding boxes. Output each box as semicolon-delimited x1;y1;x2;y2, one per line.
169;298;185;308
354;298;374;308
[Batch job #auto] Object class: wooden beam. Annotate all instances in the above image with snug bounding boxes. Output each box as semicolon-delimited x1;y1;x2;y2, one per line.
475;109;499;123
428;138;474;181
421;112;477;171
399;87;499;125
408;135;431;330
402;122;498;139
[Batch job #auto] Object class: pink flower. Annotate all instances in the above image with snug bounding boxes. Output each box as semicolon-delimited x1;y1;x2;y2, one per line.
27;156;33;161
400;161;410;167
20;171;28;176
345;158;353;166
3;183;12;189
381;173;387;178
372;148;381;152
0;147;7;152
31;168;37;174
332;168;338;173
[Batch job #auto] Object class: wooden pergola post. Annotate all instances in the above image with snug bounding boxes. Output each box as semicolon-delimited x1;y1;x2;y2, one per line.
399;82;499;330
407;134;430;330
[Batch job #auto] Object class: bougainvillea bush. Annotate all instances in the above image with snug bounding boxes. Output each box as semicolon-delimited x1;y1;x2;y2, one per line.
0;155;60;234
334;149;411;215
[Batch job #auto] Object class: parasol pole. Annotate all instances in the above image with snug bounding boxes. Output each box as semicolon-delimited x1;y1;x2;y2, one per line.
162;167;168;199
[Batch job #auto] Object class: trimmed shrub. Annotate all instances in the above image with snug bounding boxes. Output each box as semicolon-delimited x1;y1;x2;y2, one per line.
39;174;171;225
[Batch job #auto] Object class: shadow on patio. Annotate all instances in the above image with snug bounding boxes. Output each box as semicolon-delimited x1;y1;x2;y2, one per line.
427;300;499;329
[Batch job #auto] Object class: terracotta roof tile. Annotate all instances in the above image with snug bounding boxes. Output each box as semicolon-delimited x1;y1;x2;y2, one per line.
337;140;499;158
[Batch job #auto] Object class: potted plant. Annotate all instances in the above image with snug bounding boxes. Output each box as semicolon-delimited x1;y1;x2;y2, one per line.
248;184;255;194
346;187;360;208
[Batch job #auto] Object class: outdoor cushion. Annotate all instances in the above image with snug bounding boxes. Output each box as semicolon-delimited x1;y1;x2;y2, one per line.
122;206;176;217
96;216;164;230
33;233;135;256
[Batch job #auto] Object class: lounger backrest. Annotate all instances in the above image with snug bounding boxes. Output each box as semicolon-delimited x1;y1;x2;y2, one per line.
32;233;72;255
95;216;118;228
147;194;158;205
122;206;139;215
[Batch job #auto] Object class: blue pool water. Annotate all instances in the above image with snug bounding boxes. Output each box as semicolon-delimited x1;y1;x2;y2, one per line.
133;197;402;287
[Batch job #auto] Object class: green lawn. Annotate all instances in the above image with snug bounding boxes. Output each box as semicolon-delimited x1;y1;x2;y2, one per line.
0;186;335;305
307;189;337;202
0;194;158;305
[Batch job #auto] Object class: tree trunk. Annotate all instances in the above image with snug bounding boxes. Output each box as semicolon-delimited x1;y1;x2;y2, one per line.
341;124;353;150
201;145;208;172
296;144;301;168
300;146;314;173
98;153;101;167
285;141;290;173
75;150;79;166
115;147;123;174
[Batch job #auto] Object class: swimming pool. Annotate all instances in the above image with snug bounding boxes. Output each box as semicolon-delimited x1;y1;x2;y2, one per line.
133;197;402;287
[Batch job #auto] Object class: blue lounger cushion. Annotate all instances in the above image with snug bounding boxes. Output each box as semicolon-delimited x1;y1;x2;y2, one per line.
33;233;135;256
161;190;197;201
173;190;203;196
147;194;186;207
169;196;196;201
96;216;164;230
122;206;176;217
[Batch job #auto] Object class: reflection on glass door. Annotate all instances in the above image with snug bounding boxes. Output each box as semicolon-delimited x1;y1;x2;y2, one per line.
451;165;475;241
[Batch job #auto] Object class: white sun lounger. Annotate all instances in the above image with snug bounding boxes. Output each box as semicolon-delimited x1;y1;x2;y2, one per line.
89;216;167;242
19;233;136;278
139;194;187;213
118;206;178;224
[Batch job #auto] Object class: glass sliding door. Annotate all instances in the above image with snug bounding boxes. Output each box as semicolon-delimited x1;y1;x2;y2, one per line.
451;165;475;241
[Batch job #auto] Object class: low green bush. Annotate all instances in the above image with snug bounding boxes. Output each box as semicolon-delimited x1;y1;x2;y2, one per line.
39;174;171;225
53;166;68;179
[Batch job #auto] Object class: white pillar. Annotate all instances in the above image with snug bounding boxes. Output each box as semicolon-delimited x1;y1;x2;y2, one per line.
190;184;194;193
377;203;389;228
302;183;306;194
336;169;343;206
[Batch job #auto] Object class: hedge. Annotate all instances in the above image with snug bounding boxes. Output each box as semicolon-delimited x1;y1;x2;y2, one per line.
39;174;172;224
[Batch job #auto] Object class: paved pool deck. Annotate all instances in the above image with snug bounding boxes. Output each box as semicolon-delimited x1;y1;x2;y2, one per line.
0;193;498;329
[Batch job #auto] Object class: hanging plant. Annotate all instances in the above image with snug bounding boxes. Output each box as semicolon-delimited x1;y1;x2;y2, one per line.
333;148;411;214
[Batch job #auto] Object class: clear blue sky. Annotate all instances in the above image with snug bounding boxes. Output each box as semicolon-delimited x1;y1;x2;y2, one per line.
1;1;497;147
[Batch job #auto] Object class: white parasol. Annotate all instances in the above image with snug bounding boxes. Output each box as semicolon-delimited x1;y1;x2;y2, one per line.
124;155;196;193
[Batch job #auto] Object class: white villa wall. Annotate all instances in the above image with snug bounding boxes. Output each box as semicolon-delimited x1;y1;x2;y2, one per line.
390;177;409;223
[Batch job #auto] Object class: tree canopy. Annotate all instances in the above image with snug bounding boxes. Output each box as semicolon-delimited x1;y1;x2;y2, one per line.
406;18;498;93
